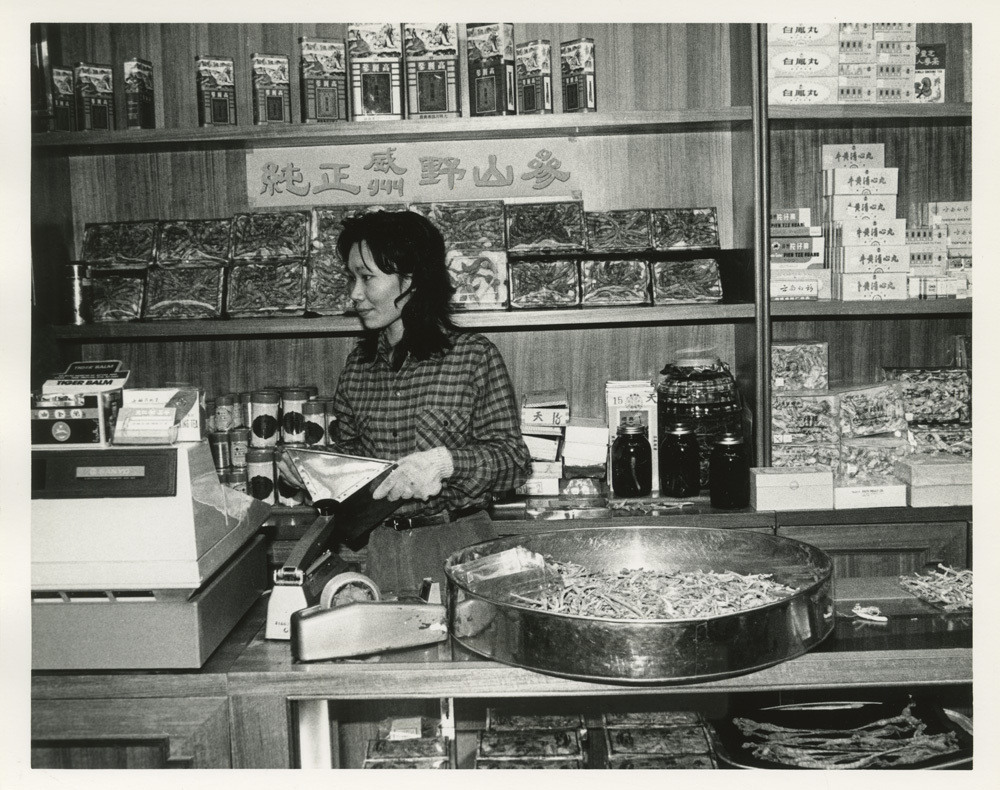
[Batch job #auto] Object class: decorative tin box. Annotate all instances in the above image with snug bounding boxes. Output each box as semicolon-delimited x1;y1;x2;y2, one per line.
560;38;596;112
123;57;154;129
74;62;114;131
196;56;236;126
651;259;723;304
585;209;651;251
509;260;579;308
143;266;224;320
505;199;586;252
51;66;76;131
409;200;506;249
404;23;460;119
82;221;158;266
155;219;232;267
299;37;348;123
650;207;720;249
516;39;553;114
446;250;509;310
466;23;516;116
348;23;404;121
581;260;649;306
251;53;291;125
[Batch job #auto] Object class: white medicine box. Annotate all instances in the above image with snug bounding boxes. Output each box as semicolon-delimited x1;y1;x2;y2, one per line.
751;467;833;511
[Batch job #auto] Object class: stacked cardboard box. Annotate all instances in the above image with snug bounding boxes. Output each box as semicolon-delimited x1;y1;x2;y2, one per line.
907;200;971;299
770;207;827;300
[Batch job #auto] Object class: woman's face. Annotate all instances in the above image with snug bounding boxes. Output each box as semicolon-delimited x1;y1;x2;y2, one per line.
347;241;412;345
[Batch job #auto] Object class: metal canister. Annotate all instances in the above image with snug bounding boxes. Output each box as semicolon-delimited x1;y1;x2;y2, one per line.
659;421;701;498
317;397;337;443
65;263;92;325
229;467;248;494
229;426;251;469
302;400;327;447
280;388;309;444
214;393;236;432
208;430;231;471
611;424;652;498
239;392;253;429
250;390;281;447
246;447;276;504
303;384;319;400
709;432;750;510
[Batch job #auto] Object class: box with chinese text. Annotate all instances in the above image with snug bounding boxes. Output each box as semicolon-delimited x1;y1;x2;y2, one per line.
823;195;897;222
914;43;946;104
467;23;515;116
299;37;348;123
348;23;404;121
770;78;837;105
835;271;908;300
516;39;553;114
404;23;460;120
823;168;899;195
768;24;838;47
560;38;596;112
123;57;154;129
74;62;114;131
251;53;291;125
836;247;910;274
768;46;838;79
606;380;658;494
196;56;236;126
829;218;906;248
821;143;885;170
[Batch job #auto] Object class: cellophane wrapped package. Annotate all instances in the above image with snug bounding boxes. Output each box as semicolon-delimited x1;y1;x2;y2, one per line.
88;266;146;321
837;382;907;438
231;210;311;261
155;218;232;267
771;391;840;444
880;367;971;424
509;260;580;308
651;259;723;303
226;261;307;317
143;266;223;319
446;250;509;310
772;341;829;392
772;442;841;475
82;221;158;266
585;209;651;251
650;207;720;249
580;259;650;305
505;200;586;252
907;423;973;458
839;435;910;483
409;201;506;250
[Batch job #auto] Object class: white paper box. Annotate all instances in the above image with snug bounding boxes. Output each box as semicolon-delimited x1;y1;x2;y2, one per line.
834;481;907;509
823;195;897;222
751;467;834;511
821;143;885;170
836;245;910;273
770;78;837;104
824;168;899;196
836;271;908;300
768;46;838;79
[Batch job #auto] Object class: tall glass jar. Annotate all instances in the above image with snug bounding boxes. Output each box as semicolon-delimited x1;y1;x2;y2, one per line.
659;421;700;497
611;424;652;498
709;432;750;509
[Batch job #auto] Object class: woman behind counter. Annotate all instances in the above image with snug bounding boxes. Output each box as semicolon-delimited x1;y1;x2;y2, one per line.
312;209;530;598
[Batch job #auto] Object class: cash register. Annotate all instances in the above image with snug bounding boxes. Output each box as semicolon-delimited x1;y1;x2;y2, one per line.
31;441;270;670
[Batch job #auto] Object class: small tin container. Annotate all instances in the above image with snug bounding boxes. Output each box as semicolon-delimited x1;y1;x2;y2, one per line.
196;55;236;126
246;447;276;504
250;390;281;447
302;400;327;447
560;38;596;113
229;426;251;469
229;467;248;494
208;430;231;471
280;387;309;444
74;62;115;131
214;393;236;432
64;263;91;325
123;56;155;129
239;392;253;429
709;433;750;509
611;424;652;498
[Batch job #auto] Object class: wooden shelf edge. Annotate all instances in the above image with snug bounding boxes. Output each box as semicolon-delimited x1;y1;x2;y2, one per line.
768;103;971;122
48;303;756;340
770;299;971;318
32;108;754;153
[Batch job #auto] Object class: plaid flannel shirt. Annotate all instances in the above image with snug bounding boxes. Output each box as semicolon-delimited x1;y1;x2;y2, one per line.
331;330;530;517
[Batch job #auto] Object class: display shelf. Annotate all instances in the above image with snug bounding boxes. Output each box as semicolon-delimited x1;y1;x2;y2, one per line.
768;102;971;122
770;299;972;319
49;302;757;341
30;108;753;154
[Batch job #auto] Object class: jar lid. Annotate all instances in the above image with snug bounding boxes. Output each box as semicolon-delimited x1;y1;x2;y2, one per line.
252;390;281;403
715;432;744;446
302;401;326;414
666;421;694;434
246;448;275;462
616;424;648;435
281;388;310;399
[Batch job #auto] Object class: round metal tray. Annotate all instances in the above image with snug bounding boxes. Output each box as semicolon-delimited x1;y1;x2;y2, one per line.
445;526;834;685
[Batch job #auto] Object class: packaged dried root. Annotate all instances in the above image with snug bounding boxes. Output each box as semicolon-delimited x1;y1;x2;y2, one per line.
581;259;649;305
837;382;907;438
771;341;829;392
839;436;909;483
771;391;840;444
881;367;971;424
907;423;972;458
771;442;840;474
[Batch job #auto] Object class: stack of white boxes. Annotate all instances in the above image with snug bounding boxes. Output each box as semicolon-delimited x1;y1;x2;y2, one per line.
769;23;920;105
518;390;568;494
822;143;909;301
770;208;827;301
907;201;971;299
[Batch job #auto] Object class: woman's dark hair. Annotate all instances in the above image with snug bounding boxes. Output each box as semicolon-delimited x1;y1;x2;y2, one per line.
336;210;457;363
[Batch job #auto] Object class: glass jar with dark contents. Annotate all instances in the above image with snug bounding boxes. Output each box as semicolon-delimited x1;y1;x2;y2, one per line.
659;420;700;497
709;432;750;509
611;424;652;498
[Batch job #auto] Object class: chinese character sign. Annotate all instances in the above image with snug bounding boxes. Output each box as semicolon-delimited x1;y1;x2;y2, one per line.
246;138;587;207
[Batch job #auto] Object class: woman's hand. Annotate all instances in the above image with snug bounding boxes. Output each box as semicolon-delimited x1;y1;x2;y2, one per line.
373;447;454;502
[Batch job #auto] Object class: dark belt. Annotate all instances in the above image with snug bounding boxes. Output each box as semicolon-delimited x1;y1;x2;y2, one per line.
383;505;485;532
